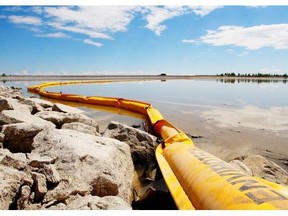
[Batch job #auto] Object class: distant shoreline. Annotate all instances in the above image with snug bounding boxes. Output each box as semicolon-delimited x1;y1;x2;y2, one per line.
0;74;287;82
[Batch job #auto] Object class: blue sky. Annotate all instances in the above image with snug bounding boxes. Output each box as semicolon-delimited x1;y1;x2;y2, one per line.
0;5;288;75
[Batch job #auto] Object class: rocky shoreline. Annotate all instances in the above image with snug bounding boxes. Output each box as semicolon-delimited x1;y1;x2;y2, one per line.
0;84;287;210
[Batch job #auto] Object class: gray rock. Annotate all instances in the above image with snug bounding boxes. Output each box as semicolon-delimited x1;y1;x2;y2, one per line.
36;111;99;131
65;195;132;210
0;96;13;112
27;98;53;109
243;155;288;186
103;121;158;166
0;133;4;147
27;154;56;168
0;109;55;126
2;122;55;153
52;103;84;114
0;85;22;98
17;97;44;114
0;165;33;209
40;164;61;184
61;122;100;136
42;180;91;205
31;172;47;202
32;128;134;203
229;159;253;176
5;97;32;114
0;153;27;170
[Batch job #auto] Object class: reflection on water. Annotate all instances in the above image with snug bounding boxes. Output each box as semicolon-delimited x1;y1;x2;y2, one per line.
2;78;288;132
216;78;288;84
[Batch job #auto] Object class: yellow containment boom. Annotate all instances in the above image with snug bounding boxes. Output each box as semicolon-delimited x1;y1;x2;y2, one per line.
27;80;288;210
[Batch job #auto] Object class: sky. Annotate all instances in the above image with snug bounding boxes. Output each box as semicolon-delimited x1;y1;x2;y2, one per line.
1;3;288;76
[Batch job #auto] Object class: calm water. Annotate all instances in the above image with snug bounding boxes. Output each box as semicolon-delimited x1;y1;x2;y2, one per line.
2;78;288;132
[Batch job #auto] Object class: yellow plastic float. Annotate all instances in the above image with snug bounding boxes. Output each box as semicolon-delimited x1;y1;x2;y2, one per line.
28;80;288;210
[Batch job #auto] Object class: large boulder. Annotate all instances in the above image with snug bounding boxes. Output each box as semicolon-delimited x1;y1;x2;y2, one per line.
64;195;132;210
16;97;44;114
61;122;100;136
103;121;158;166
26;98;53;109
2;122;55;153
52;103;84;114
31;128;134;204
35;111;99;131
0;110;55;126
243;155;288;186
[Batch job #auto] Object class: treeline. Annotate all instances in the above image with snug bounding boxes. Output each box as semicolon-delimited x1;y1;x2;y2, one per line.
217;78;287;84
217;72;288;78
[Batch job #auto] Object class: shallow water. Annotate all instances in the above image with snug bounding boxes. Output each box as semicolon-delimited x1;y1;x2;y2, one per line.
3;78;288;133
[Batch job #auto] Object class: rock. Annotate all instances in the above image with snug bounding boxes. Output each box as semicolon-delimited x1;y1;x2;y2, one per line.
16;185;31;209
27;154;56;168
0;133;4;148
31;172;47;202
229;160;253;176
2;122;55;153
0;109;55;126
0;133;4;143
103;121;158;166
40;164;61;184
65;195;132;210
4;97;32;114
243;155;288;186
0;153;27;170
17;97;44;114
36;111;99;131
0;165;33;209
52;103;84;114
0;96;13;112
61;122;100;136
0;85;22;98
27;98;53;109
42;180;91;205
32;128;134;203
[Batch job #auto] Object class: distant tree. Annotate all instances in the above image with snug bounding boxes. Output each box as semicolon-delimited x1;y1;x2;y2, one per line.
1;73;6;77
284;73;287;79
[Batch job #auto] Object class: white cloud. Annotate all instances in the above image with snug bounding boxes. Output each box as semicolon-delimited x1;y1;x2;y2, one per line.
44;6;138;39
187;6;222;16
8;15;42;26
83;39;103;47
142;6;220;36
142;6;185;36
47;21;112;39
0;15;6;19
35;32;69;38
188;24;288;50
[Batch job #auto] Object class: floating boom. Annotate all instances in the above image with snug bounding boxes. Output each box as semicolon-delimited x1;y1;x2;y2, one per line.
28;80;288;210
